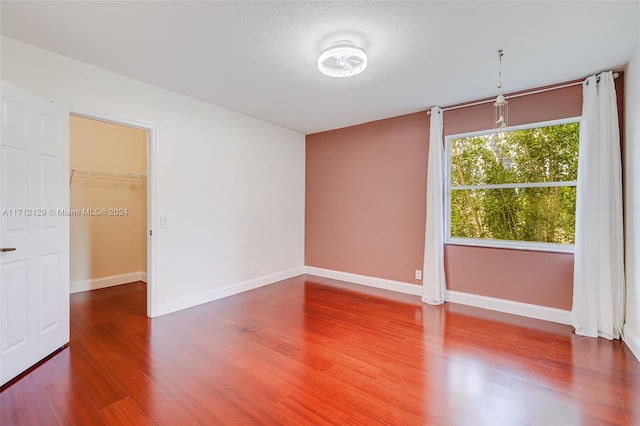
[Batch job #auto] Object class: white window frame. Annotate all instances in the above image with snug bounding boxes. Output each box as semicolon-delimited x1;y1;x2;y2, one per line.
444;116;581;253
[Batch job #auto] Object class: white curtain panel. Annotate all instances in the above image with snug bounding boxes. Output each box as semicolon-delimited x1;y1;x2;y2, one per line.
422;107;446;305
572;71;625;339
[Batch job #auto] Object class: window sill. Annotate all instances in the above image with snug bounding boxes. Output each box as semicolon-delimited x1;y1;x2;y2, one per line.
445;238;575;254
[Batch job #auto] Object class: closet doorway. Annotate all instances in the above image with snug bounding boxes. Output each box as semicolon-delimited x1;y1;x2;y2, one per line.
68;114;154;315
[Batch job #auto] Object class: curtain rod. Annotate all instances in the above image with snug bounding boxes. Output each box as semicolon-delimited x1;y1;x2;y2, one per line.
427;72;620;115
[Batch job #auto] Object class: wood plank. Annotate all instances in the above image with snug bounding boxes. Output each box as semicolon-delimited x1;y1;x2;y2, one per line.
99;397;151;426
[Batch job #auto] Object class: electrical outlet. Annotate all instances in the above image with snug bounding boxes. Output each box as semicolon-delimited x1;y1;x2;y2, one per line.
415;270;422;280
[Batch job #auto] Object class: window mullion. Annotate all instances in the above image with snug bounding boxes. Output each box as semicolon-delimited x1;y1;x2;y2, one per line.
451;181;577;191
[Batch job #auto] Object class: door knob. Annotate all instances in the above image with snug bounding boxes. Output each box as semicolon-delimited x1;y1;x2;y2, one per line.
1;248;16;252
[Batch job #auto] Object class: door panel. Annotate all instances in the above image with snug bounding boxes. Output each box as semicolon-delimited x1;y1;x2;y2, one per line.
40;253;61;332
2;147;28;234
0;81;69;386
1;260;28;352
41;155;61;231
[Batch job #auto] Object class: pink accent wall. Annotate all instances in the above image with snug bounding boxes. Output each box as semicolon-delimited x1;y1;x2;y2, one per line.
305;113;428;284
443;83;583;136
444;246;574;309
441;84;583;310
305;79;624;311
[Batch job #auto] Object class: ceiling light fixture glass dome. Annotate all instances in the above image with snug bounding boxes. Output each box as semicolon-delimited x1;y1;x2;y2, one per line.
318;40;367;78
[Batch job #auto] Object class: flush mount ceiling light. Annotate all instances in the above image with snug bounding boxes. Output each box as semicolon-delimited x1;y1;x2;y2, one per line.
318;40;367;78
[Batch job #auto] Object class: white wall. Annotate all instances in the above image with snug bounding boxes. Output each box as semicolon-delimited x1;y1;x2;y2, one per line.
624;44;640;361
0;36;305;316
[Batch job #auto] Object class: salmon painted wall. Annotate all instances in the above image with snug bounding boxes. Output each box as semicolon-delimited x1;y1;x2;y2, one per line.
306;78;624;311
306;112;429;284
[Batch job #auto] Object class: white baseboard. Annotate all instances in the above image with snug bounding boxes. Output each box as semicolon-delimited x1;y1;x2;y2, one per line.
153;267;305;317
304;266;570;325
304;266;422;296
70;271;147;293
445;290;572;325
623;324;640;362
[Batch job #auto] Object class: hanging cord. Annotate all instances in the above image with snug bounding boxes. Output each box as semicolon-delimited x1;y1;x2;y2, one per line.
497;49;504;89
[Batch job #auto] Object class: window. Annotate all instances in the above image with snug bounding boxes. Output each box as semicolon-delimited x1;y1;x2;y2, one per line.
445;117;580;253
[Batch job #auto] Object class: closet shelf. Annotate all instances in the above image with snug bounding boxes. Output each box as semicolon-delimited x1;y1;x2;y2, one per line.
69;169;147;185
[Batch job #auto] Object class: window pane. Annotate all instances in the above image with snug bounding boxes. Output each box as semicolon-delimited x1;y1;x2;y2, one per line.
450;186;576;244
450;122;579;186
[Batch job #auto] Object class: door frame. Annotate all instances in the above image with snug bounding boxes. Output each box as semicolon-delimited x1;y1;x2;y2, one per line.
69;111;158;317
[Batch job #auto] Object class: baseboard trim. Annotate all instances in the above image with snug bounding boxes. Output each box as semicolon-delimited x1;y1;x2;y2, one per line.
445;290;572;325
70;271;147;293
623;324;640;362
153;267;305;317
304;266;422;296
303;266;570;325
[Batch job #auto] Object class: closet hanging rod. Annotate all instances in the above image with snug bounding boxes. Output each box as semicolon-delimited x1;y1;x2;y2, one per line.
69;169;147;185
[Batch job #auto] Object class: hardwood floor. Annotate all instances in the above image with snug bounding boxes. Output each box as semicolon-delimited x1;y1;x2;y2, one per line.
1;275;638;425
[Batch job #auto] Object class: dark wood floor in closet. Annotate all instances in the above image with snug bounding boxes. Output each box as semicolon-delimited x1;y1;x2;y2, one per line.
1;275;638;425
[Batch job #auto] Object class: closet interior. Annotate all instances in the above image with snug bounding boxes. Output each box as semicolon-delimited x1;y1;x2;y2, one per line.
69;115;148;293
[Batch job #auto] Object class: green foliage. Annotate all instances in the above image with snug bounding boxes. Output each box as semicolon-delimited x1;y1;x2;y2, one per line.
449;122;579;244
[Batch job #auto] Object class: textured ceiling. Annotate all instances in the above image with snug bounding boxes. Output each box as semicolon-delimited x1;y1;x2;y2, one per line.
1;1;639;134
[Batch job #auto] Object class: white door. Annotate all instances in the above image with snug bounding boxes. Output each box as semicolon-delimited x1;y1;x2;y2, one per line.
0;81;69;386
